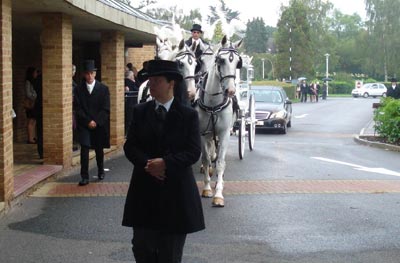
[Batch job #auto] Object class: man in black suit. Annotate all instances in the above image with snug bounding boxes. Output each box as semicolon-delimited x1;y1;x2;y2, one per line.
122;60;205;263
185;24;206;58
73;60;110;186
300;79;308;102
387;77;400;99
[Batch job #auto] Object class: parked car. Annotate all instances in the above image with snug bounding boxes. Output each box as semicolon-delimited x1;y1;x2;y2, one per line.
351;83;387;98
249;86;292;134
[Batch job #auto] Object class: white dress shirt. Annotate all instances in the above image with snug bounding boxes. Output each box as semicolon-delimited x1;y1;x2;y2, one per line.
86;80;96;94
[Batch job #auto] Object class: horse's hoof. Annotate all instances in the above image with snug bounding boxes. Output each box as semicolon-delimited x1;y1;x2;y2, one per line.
212;197;225;207
202;189;213;198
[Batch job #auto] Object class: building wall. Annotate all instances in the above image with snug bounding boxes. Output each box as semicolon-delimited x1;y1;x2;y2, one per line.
0;0;13;203
126;45;155;72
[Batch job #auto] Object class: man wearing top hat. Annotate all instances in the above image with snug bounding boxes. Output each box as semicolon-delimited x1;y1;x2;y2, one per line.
122;59;204;263
185;23;209;60
73;60;110;186
387;77;400;99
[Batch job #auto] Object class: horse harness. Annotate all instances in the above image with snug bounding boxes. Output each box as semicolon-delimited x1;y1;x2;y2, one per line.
175;50;196;81
196;46;242;150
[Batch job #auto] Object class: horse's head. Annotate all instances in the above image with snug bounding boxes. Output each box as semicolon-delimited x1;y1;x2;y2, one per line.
214;35;243;97
197;41;215;76
171;39;197;100
156;36;173;60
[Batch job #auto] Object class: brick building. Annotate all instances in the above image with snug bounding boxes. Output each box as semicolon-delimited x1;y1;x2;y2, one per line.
0;0;160;210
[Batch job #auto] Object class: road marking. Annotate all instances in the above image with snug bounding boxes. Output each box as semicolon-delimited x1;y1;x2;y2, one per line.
294;114;308;119
29;180;400;198
312;157;400;177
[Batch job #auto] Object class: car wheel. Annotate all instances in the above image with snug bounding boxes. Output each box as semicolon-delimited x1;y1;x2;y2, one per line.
363;93;369;98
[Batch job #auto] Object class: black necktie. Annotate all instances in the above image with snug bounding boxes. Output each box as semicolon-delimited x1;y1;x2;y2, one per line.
156;105;167;122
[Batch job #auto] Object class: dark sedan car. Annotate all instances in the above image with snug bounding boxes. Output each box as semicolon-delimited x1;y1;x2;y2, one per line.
250;86;292;134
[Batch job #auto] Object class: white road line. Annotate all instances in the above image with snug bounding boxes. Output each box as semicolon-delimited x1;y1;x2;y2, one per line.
294;114;308;119
312;157;400;177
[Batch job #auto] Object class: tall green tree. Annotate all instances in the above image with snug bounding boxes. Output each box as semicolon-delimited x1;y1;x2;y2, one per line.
365;0;400;80
275;0;314;80
328;11;365;75
244;18;269;53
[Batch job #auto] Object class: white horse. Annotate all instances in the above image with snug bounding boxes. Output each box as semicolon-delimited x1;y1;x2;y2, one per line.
196;40;215;79
197;35;243;207
137;38;197;103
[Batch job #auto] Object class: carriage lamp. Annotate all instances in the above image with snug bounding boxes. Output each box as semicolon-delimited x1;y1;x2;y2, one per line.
247;65;254;81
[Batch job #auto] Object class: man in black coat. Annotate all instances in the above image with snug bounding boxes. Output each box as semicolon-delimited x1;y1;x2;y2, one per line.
122;60;205;263
300;79;309;102
185;24;206;58
73;60;110;186
387;77;400;99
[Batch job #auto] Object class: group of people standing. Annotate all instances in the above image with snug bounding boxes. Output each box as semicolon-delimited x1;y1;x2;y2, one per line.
297;79;328;102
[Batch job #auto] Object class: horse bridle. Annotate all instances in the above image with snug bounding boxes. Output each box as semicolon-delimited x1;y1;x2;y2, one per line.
175;50;196;80
215;47;242;83
198;47;242;97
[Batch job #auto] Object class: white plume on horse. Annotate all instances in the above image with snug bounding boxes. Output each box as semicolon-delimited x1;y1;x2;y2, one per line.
196;3;246;40
153;16;185;47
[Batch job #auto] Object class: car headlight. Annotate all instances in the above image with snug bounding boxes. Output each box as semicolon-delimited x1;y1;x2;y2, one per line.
270;110;286;119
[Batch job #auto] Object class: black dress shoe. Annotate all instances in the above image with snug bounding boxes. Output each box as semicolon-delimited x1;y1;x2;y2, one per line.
78;178;89;186
98;173;105;180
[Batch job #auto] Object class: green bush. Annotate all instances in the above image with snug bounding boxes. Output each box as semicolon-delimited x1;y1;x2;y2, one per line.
328;81;354;94
252;80;296;100
373;97;400;143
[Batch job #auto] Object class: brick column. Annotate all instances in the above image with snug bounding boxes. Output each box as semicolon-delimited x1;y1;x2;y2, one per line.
100;31;125;146
41;14;72;166
0;0;13;203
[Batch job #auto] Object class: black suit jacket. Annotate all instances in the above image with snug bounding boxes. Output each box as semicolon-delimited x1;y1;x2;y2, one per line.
185;38;208;59
122;99;205;234
387;85;400;99
73;80;110;149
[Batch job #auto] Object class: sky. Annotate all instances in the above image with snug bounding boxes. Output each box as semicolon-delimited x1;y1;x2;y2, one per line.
132;0;366;27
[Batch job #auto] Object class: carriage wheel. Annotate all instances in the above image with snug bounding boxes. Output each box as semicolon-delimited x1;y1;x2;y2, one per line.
248;94;256;151
238;115;246;160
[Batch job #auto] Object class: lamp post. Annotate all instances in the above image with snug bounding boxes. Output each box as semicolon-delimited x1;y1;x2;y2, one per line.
261;58;265;79
325;53;330;97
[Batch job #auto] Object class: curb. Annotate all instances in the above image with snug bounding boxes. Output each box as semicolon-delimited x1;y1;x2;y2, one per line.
353;134;400;152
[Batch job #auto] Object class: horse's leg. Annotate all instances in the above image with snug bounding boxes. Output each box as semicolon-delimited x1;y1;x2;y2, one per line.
201;136;213;198
212;130;230;207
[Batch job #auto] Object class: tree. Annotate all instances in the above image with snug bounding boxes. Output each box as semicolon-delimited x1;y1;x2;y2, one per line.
327;11;366;75
208;0;240;25
244;18;269;53
275;0;314;80
365;0;400;80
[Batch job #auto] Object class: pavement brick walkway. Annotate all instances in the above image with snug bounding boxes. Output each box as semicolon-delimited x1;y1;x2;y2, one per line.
30;179;400;198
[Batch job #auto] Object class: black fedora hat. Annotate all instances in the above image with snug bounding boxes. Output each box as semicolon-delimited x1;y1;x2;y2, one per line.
147;60;182;81
83;60;97;72
190;24;203;33
390;77;397;82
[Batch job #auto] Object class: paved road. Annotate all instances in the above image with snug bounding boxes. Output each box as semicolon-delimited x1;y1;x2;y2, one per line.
1;97;400;263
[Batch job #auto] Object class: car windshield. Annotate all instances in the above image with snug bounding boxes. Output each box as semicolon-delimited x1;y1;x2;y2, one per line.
251;90;283;104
